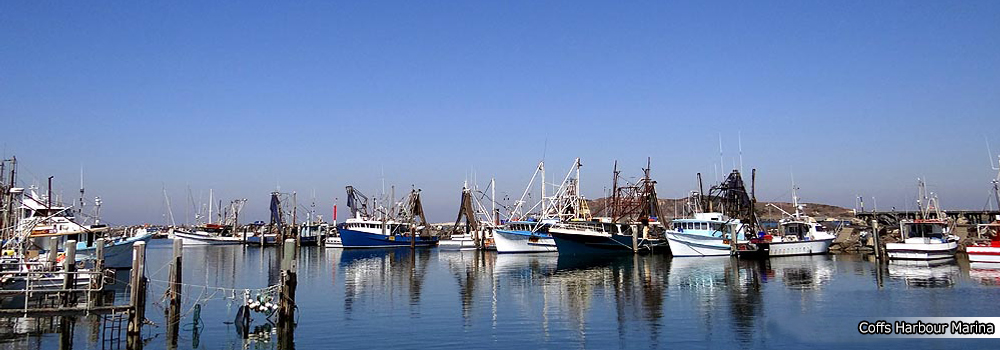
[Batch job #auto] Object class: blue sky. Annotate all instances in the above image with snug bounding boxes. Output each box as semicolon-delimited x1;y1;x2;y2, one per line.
2;1;999;224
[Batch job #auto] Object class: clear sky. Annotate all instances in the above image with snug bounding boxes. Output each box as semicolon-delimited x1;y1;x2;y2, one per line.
2;1;999;225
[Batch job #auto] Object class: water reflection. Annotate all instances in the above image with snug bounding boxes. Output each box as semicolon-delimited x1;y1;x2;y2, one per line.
757;255;835;291
339;248;432;318
548;254;668;348
968;262;1000;286
888;260;959;288
439;251;495;323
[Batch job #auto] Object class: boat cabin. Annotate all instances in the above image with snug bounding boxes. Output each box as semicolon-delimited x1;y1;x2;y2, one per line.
900;220;949;243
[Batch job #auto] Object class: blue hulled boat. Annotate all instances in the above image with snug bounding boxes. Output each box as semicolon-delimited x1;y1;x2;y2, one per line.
337;219;438;248
337;185;438;248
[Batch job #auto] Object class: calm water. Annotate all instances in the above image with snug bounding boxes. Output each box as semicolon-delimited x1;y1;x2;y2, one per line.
3;239;1000;349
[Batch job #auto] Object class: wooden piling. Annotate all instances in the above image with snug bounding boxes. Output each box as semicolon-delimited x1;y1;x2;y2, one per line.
127;242;147;338
166;239;182;348
871;220;883;261
48;237;59;269
278;238;297;347
631;225;638;253
410;227;416;249
62;240;77;306
88;238;105;309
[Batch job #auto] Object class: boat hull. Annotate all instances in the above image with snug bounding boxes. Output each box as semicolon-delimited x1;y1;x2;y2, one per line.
338;228;438;248
77;233;155;269
173;231;243;245
245;235;278;246
886;241;957;260
665;232;731;257
766;238;834;257
550;231;665;255
493;230;556;253
967;246;1000;263
439;237;478;251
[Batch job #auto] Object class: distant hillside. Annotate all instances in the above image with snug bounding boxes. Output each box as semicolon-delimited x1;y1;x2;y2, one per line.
586;197;853;220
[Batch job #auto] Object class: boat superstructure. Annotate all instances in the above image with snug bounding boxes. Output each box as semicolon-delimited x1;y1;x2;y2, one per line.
494;159;590;253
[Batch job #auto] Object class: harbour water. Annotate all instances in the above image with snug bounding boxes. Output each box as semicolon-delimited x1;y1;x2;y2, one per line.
3;239;999;349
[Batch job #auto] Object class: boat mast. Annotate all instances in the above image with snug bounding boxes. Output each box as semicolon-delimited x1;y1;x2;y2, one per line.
208;189;214;225
163;187;176;226
791;173;801;219
540;161;546;217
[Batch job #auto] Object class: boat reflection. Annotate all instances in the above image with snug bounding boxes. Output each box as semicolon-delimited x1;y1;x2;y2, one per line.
339;248;431;318
969;262;1000;286
548;254;668;347
438;250;496;323
759;255;835;291
887;259;959;288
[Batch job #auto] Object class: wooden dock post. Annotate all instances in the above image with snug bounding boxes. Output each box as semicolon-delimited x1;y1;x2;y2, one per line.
166;239;182;348
127;241;147;338
871;220;883;261
410;227;416;249
88;238;105;309
48;237;59;268
631;225;638;253
62;240;77;306
278;238;297;347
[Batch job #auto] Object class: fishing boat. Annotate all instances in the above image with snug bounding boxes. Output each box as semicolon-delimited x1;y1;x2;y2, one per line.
496;159;590;253
441;180;500;251
666;170;763;258
173;193;247;246
967;160;1000;263
885;179;958;261
760;183;836;257
549;160;668;255
550;219;667;254
336;186;438;248
174;224;244;245
666;212;743;256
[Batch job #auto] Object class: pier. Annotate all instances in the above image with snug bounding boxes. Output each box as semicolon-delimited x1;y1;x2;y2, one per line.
854;210;1000;226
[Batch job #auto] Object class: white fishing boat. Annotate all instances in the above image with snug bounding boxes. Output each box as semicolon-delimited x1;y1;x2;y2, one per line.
666;212;743;256
173;194;247;246
885;180;958;261
174;224;244;245
761;183;836;257
665;170;761;257
441;180;500;251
